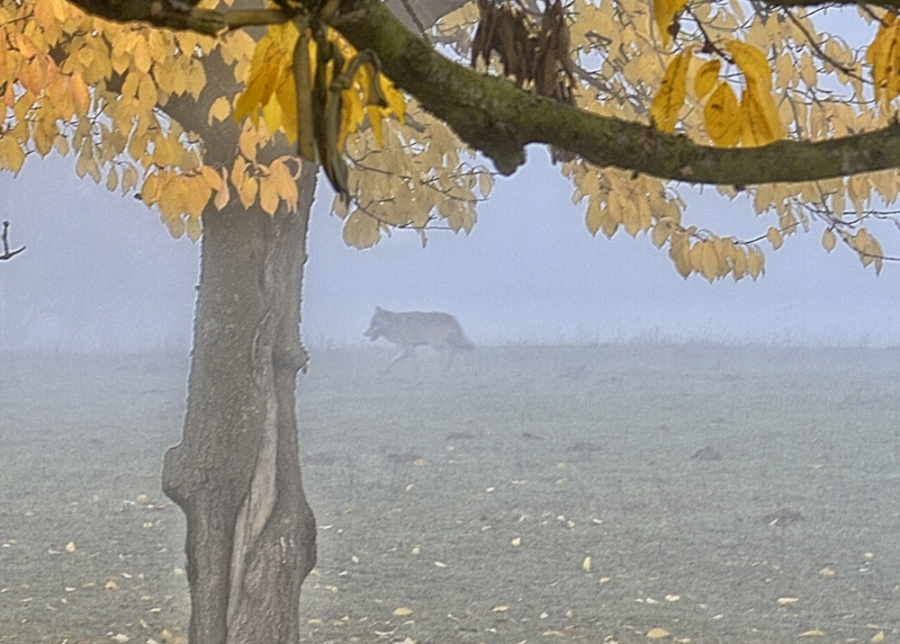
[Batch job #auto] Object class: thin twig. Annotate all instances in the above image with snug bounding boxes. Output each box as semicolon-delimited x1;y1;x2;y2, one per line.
0;220;25;260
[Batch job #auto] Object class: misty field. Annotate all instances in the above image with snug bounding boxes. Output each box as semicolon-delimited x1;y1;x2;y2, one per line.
2;344;900;643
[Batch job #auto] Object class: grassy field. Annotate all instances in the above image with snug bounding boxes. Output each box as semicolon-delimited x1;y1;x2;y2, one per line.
2;344;900;643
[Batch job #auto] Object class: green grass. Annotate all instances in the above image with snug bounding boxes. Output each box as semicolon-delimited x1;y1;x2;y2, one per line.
2;344;900;642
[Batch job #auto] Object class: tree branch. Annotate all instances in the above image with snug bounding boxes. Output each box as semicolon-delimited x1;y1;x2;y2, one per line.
759;0;900;8
335;0;900;185
64;0;900;187
0;221;25;261
68;0;224;34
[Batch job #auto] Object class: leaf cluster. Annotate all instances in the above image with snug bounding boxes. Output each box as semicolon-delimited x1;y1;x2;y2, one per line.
652;42;783;148
0;0;489;249
13;0;900;280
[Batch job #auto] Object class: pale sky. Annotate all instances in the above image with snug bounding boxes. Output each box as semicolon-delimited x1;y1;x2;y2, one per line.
2;6;895;352
1;144;896;352
303;146;900;347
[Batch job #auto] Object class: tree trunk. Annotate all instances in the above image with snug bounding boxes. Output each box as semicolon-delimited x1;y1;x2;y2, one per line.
162;166;318;643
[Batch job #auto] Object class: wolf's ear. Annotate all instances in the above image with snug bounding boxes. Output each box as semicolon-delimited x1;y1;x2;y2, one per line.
375;306;384;313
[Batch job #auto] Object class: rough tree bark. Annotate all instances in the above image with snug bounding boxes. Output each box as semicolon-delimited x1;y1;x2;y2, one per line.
156;39;321;642
162;169;319;642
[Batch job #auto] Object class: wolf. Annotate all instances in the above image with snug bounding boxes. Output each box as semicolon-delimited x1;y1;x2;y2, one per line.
364;307;474;371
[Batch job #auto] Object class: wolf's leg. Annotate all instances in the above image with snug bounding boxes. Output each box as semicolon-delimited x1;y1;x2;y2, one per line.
384;346;415;373
444;349;459;372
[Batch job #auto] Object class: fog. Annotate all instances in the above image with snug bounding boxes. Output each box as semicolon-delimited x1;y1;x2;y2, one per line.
1;148;898;353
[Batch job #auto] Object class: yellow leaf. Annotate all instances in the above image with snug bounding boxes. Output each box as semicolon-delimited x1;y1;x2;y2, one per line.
230;155;247;193
65;541;76;553
777;597;799;605
185;60;207;99
214;169;231;211
158;174;187;219
651;49;691;132
54;134;69;157
585;201;604;236
669;233;691;278
821;228;836;253
747;247;764;279
867;13;900;109
652;0;688;48
798;629;825;637
694;59;720;99
33;117;56;157
582;556;592;572
732;246;748;281
106;168;118;192
688;240;703;274
185;216;202;242
366;105;384;147
153;133;183;168
871;630;885;643
766;226;783;250
128;130;148;161
234;34;283;126
270;158;299;211
647;627;670;639
137;71;159;113
274;67;297;143
11;32;39;59
479;172;492;198
141;172;162;206
342;210;380;248
132;37;151;74
184;175;211;218
651;219;673;248
34;0;56;31
70;73;91;114
199;165;222;191
704;82;741;147
740;83;783;146
700;240;719;282
259;174;279;215
238;127;257;160
491;605;508;612
380;75;406;124
866;13;897;68
262;88;284;141
207;96;231;126
121;165;138;195
238;175;258;209
726;40;774;91
392;607;412;616
164;215;185;239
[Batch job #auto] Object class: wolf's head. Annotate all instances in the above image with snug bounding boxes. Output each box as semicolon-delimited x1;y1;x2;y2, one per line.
364;307;392;341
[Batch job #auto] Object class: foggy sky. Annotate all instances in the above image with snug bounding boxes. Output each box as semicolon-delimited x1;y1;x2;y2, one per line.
1;148;898;353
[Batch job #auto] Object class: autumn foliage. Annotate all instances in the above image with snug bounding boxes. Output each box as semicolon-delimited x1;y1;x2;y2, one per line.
0;0;487;247
2;0;899;279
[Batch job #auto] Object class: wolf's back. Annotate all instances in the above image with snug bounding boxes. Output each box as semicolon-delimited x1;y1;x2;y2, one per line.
403;311;471;350
367;308;473;350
